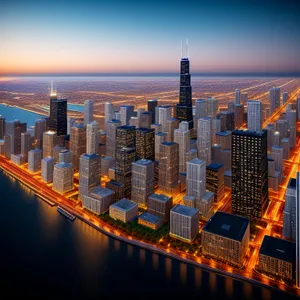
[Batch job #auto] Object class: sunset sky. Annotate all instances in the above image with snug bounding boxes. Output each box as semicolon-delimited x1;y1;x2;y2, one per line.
1;0;300;75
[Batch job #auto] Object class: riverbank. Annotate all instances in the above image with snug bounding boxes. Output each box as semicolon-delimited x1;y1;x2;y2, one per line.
0;160;298;298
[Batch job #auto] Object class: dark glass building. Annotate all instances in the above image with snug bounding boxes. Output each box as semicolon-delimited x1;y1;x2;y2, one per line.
136;128;155;161
232;130;269;220
147;99;157;123
49;94;67;136
176;57;193;129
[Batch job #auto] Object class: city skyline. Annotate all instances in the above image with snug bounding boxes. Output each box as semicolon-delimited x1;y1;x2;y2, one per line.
1;0;300;76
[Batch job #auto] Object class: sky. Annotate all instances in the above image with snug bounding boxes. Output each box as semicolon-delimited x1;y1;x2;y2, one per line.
0;0;300;75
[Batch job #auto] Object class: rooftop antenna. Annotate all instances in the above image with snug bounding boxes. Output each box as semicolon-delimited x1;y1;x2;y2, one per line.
181;40;183;58
50;80;56;96
186;39;189;58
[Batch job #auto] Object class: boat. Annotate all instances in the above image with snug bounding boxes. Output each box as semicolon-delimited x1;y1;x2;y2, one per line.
57;206;76;221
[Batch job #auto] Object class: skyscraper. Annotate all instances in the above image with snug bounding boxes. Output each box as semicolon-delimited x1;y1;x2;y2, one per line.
34;118;47;149
220;111;235;131
86;121;99;155
206;98;218;119
49;89;67;136
234;104;244;129
158;141;179;194
247;100;262;132
197;117;212;165
296;172;300;288
131;159;154;207
53;162;74;193
135;128;155;161
270;87;281;114
41;157;55;183
79;153;101;197
174;121;190;172
5;120;26;155
84;99;93;126
43;131;57;158
70;123;86;170
232;130;268;219
147;99;158;123
105;101;114;124
176;41;193;129
282;92;289;105
120;105;134;126
28;149;42;173
235;89;241;105
158;105;172;133
0;115;5;139
21;132;31;162
106;119;121;158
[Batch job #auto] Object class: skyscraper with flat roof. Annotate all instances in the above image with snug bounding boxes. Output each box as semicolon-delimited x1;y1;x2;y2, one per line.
53;162;74;193
106;119;121;158
197;117;212;165
147;99;158;123
0;115;5;139
49;90;67;136
174;121;190;172
232;130;268;219
87;121;99;155
105;101;114;124
247;100;262;132
28;149;42;173
135;128;155;161
41;157;55;183
120;105;134;126
296;172;300;288
43;131;57;158
84;99;93;126
270;87;281;114
70;123;86;170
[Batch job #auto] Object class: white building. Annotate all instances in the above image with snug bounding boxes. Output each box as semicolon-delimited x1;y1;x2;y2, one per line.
158;106;172;133
53;162;74;193
43;131;57;158
105;101;114;124
174;121;190;172
41;157;55;183
28;149;42;172
86;121;99;155
235;89;241;105
109;198;138;223
84;99;93;126
247;100;262;132
120;105;134;126
197;117;212;165
106;119;121;158
206;97;218;119
270;87;281;114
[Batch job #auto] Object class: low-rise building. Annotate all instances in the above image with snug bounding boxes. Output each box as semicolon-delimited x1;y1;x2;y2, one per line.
196;191;214;221
202;211;250;267
183;195;196;208
148;193;173;223
82;186;115;215
138;212;163;230
257;235;295;283
109;198;138;223
106;180;124;202
170;204;199;243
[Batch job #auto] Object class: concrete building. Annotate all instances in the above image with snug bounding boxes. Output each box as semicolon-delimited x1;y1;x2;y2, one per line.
105;101;114;124
170;204;199;243
206;97;218;119
4;135;11;159
41;157;55;183
28;149;42;173
21;132;31;162
106;119;121;159
101;156;115;177
34;118;47;149
120;105;134;126
247;100;262;132
197;191;214;221
131;159;154;207
59;150;72;164
106;180;124;202
157;105;172;133
5;120;26;155
264;123;275;152
70;123;86;170
270;87;281;114
87;121;99;155
82;186;115;215
216;131;231;150
138;212;163;230
281;138;290;159
155;132;167;161
257;235;295;283
206;163;225;202
158;141;179;194
276;119;288;141
139;112;152;129
0;115;5;139
174;121;190;172
147;99;158;123
282;92;288;105
83;99;93;126
109;198;138;223
43;131;57;158
79;153;101;197
136;128;155;161
270;146;283;182
220;111;234;131
234;104;244;129
53;162;74;193
148;193;173;223
197;117;212;165
202;212;250;267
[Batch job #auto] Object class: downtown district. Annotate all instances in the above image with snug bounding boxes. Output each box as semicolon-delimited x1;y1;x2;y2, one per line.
0;55;300;296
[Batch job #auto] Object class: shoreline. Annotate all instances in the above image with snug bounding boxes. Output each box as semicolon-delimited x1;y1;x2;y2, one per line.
0;162;298;298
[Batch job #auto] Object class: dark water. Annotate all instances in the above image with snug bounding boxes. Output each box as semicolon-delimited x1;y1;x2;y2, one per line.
0;171;297;299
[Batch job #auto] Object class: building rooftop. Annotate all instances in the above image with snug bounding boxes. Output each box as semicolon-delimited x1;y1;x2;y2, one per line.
90;186;114;198
107;180;124;187
171;204;199;217
216;131;232;137
120;105;134;108
179;172;187;176
259;235;295;264
29;149;42;153
102;156;114;161
232;129;266;137
224;170;232;176
134;159;153;166
161;141;177;146
148;99;158;102
281;138;289;142
207;163;224;171
149;193;172;203
136;127;154;132
81;153;100;160
109;119;121;124
111;198;137;211
138;212;162;224
74;123;85;129
141;112;152;115
156;132;167;136
188;158;205;165
203;211;250;242
202;191;214;202
117;125;136;130
288;178;296;189
42;157;54;162
55;162;72;169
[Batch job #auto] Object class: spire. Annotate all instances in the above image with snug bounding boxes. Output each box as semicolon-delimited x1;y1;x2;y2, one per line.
181;40;183;58
50;80;57;96
186;39;189;58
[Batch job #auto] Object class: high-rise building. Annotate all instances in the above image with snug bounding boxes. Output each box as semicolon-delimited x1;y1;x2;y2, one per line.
139;112;152;129
158;106;172;133
165;118;179;142
155;132;167;161
83;99;93;126
247;100;262;132
296;172;300;288
176;42;193;129
106;119;121;158
79;153;101;197
34;118;47;149
70;123;86;170
195;99;207;123
283;178;297;241
232;130;268;219
0;115;5;139
116;125;136;150
5;120;26;155
59;150;72;164
281;138;290;160
135;128;155;161
270;146;283;182
131;159;154;207
120;105;134;126
235;89;241;105
28;149;42;173
21;132;31;162
206;98;218;119
105;101;114;124
216;131;231;150
158;141;179;194
109;198;138;223
87;121;99;155
197;117;212;165
186;158;206;200
240;93;248;104
170;204;199;242
148;193;173;223
220;111;234;131
234;104;244;129
43;131;57;158
53;162;74;193
49;90;67;136
3;135;11;159
270;87;281;114
174;121;190;172
227;102;235;113
147;99;158;123
264;123;275;152
206;163;225;202
41;157;55;183
276;119;288;141
282;92;289;105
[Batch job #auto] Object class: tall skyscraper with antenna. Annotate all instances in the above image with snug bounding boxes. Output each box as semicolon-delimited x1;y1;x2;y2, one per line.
176;40;193;129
